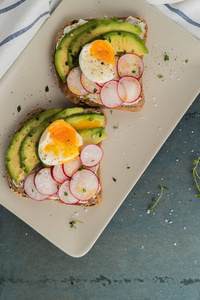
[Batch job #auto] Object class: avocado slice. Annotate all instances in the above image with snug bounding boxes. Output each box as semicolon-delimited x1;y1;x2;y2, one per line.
55;18;142;82
64;113;105;130
102;31;148;55
68;20;143;68
20;107;84;174
78;127;107;148
5;108;62;183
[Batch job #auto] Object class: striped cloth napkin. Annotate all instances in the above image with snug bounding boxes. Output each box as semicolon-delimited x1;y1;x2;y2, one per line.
0;0;61;79
0;0;199;80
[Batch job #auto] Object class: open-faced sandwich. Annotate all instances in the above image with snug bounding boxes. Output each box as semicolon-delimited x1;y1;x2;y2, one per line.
5;107;107;206
53;16;148;111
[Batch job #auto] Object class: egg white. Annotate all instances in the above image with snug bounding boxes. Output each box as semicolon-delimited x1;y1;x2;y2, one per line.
79;43;115;84
38;127;83;166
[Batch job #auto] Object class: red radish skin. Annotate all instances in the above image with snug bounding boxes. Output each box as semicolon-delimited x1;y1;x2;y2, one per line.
34;167;59;196
117;53;144;79
58;180;80;204
96;82;105;87
100;80;123;108
24;173;49;201
80;72;101;94
51;164;69;183
80;144;103;167
66;67;88;96
69;169;99;201
118;76;141;103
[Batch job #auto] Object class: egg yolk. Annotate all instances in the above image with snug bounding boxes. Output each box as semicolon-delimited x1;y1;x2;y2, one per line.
90;40;115;65
43;120;80;161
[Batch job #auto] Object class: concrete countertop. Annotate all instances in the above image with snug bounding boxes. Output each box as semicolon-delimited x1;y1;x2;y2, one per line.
0;93;200;300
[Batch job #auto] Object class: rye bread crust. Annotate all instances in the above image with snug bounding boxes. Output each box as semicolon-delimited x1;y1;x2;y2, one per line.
52;17;148;112
5;107;106;207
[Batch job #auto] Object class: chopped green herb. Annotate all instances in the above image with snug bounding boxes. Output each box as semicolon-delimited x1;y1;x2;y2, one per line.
157;74;163;79
93;88;97;93
113;122;119;129
45;86;49;92
112;177;117;182
132;70;136;74
116;51;125;56
98;130;103;137
69;220;83;229
78;165;84;171
91;24;97;30
149;184;168;213
131;49;135;53
185;59;188;63
38;172;41;175
82;188;86;193
32;189;34;193
64;192;68;196
110;110;113;114
105;86;109;88
164;54;169;61
127;165;130;169
57;185;59;190
89;117;94;121
86;28;91;34
112;16;118;22
17;105;21;112
84;93;91;98
65;61;68;66
192;157;200;198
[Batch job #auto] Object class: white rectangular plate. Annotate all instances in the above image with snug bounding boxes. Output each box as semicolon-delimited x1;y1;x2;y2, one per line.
0;0;200;257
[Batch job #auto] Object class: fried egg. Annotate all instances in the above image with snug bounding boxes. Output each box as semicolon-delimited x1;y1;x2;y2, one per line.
79;40;115;83
38;120;83;165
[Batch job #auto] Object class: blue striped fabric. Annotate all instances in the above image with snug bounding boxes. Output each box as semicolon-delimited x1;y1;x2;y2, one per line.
0;11;49;47
165;4;200;28
0;0;26;14
0;0;61;79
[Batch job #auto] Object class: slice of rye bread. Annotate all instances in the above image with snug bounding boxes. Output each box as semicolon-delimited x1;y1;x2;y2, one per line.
52;17;148;112
5;107;107;207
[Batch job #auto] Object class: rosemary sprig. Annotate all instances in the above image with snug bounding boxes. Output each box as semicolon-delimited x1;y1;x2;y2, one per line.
149;184;168;212
192;157;200;198
69;220;83;229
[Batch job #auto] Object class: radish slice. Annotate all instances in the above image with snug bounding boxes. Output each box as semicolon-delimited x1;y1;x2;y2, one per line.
34;168;59;196
81;72;101;94
117;81;126;101
66;67;88;96
51;164;69;183
118;76;141;103
117;53;144;79
24;173;48;201
100;80;123;108
80;144;103;167
70;169;99;201
58;180;80;204
63;156;82;178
